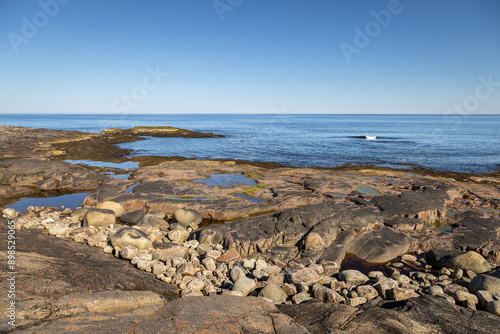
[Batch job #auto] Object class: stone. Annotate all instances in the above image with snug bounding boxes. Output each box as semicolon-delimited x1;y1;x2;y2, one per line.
428;285;444;296
177;263;197;276
346;227;411;263
401;254;417;262
170;222;187;231
292;292;312;304
448;251;491;274
317;231;355;274
338;270;369;286
373;277;399;299
82;209;116;228
205;250;222;260
476;290;495;308
288;268;323;287
486;301;500;317
454;290;478;304
186;278;205;291
151;244;188;261
345;297;367;307
119;210;145;225
119;246;138;260
135;213;170;231
217;248;240;263
426;249;463;269
48;227;68;236
173;208;202;226
469;275;500;294
2;208;18;219
267;273;284;286
283;283;298;296
232;277;257;296
242;259;256;271
356;285;379;301
367;271;385;280
451;268;464;280
387;287;419;301
230;265;246;283
152;263;167;276
167;230;190;243
96;201;125;217
109;227;153;250
149;210;166;219
202;257;217;271
259;283;288;304
312;284;345;303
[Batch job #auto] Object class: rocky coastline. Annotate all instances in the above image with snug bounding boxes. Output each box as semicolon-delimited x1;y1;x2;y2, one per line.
1;125;500;333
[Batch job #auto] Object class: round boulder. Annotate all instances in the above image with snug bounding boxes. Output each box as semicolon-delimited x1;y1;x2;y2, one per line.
109;226;153;250
258;283;288;304
448;251;491;274
96;201;126;218
173;208;202;227
120;210;145;225
82;209;116;228
2;208;18;220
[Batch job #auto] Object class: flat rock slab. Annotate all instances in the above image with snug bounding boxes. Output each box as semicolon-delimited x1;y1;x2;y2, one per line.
11;296;309;334
279;295;500;334
346;226;411;263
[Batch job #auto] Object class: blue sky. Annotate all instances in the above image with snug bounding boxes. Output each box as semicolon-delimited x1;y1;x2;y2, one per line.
0;0;499;114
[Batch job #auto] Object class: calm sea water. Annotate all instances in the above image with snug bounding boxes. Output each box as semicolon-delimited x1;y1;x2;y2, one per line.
1;114;499;174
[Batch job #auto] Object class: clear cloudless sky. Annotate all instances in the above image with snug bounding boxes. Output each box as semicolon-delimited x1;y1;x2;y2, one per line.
0;0;499;114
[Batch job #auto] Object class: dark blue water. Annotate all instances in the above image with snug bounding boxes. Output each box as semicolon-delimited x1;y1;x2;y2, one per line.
1;114;499;174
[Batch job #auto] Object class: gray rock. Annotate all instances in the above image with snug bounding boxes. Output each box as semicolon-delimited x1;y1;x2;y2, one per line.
259;283;288;304
292;292;312;304
82;209;116;228
151;244;188;261
345;296;367;307
149;210;166;219
428;286;444;296
230;265;247;283
356;285;379;301
318;231;355;274
346;226;411;263
288;268;323;287
232;277;257;296
486;301;500;317
338;270;369;286
109;227;153;250
312;284;345;303
448;251;491;274
173;208;202;226
135;213;170;231
373;277;398;299
452;212;500;256
469;275;500;294
202;257;217;271
119;210;145;225
426;249;463;269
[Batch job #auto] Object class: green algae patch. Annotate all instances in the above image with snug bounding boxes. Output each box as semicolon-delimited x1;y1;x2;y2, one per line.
231;192;266;203
431;221;453;233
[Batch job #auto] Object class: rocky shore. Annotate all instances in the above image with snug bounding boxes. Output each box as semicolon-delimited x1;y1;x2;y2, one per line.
1;125;500;333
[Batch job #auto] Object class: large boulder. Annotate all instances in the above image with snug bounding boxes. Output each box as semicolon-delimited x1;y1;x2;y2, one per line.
82;209;116;228
109;227;153;250
259;283;288;304
448;251;491;274
119;210;145;225
134;213;170;231
346;226;411;263
469;275;500;294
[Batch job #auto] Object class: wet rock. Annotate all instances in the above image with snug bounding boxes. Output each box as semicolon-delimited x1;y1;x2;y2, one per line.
109;227;153;250
259;283;288;304
82;209;116;228
346;226;411;263
96;201;125;217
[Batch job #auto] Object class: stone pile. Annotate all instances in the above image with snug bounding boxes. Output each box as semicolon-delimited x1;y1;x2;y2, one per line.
7;203;500;319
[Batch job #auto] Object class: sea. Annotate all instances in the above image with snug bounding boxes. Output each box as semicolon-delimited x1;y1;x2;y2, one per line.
1;114;499;174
